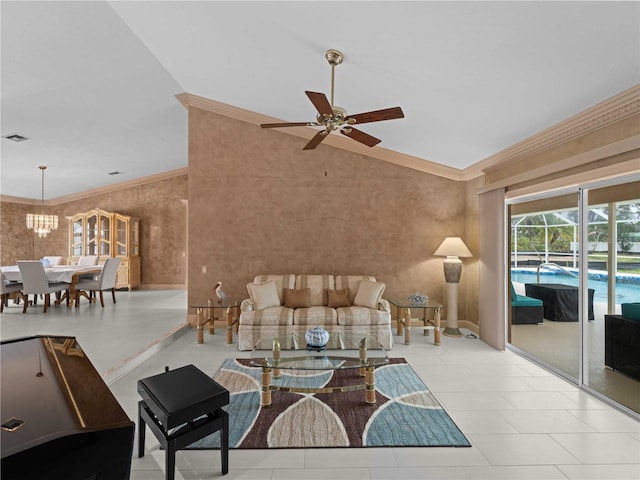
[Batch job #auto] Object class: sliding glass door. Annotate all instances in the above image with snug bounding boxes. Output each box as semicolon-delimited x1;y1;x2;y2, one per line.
509;191;582;382
508;178;639;415
585;184;640;413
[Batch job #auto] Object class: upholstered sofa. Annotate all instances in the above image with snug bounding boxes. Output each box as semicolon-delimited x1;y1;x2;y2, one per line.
237;274;393;351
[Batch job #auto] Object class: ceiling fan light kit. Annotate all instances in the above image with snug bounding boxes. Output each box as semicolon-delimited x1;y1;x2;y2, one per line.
261;49;404;150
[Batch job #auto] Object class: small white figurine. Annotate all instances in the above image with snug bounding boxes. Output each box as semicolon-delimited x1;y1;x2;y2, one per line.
213;281;228;304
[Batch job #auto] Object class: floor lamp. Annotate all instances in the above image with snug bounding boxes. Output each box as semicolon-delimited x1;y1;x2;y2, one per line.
434;237;473;337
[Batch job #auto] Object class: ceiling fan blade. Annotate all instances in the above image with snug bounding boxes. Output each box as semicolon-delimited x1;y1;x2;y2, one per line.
261;121;319;128
346;107;404;125
305;91;334;116
340;127;381;147
303;130;329;150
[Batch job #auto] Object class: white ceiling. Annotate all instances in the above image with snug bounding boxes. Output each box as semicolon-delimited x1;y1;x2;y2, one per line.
1;1;639;200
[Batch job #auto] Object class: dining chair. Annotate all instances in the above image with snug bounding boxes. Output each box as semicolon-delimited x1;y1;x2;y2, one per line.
74;257;121;307
77;255;99;266
1;272;24;313
17;261;70;313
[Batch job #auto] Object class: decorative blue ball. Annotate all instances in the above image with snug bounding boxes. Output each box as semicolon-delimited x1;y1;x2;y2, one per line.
305;327;329;348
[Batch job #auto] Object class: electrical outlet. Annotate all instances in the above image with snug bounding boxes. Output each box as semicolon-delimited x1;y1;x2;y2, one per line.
201;265;207;275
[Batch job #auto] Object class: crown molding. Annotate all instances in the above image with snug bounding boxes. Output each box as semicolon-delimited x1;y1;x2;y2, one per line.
476;135;640;195
175;92;464;181
475;84;640;175
0;195;39;206
0;167;189;205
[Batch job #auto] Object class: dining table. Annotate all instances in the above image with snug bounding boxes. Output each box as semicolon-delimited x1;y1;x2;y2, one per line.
1;264;104;308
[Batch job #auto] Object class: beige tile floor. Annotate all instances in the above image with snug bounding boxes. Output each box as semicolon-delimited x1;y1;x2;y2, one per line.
1;290;639;479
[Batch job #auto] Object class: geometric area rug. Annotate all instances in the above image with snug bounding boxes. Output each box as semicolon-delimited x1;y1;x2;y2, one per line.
185;358;470;449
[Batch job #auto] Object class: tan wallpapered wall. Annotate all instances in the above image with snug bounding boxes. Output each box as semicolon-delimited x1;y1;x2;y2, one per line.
0;202;49;264
1;175;188;287
187;107;479;324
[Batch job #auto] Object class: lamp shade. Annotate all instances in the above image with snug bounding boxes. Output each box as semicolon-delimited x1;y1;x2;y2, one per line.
433;237;472;258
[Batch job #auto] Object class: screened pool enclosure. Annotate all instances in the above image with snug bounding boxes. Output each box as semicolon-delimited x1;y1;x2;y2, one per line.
511;200;639;311
512;200;639;270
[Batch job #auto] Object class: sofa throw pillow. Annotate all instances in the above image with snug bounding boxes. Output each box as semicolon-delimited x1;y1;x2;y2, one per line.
284;288;311;308
353;280;386;309
247;280;281;310
327;288;351;308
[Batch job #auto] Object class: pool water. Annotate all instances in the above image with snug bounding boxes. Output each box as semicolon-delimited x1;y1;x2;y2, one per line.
511;270;639;304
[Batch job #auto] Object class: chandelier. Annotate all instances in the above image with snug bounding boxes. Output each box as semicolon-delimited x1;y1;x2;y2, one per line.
26;166;58;238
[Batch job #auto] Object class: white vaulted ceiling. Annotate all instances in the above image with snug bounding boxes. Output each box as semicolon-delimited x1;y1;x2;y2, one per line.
1;1;639;200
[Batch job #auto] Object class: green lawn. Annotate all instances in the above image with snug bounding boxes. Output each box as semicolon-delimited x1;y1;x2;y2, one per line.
589;254;640;274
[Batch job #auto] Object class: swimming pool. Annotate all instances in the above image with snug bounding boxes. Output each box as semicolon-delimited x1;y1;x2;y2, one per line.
510;269;640;304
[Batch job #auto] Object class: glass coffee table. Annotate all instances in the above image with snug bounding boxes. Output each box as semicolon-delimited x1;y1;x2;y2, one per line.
250;334;388;407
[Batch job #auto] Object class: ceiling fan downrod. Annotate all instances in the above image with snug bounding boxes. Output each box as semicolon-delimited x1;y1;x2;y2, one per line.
325;49;343;109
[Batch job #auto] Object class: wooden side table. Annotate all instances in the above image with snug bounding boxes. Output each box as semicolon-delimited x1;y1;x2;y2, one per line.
387;297;444;346
191;300;240;344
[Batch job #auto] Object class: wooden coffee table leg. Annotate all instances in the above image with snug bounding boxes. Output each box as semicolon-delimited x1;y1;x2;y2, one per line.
365;364;376;404
261;366;272;407
358;338;368;376
272;338;281;379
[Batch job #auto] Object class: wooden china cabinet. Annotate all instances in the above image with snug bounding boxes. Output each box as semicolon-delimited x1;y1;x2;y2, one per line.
67;208;140;290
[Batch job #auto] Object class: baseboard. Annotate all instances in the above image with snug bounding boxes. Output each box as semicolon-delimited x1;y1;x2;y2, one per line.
460;320;480;335
102;322;190;385
187;313;197;328
138;284;186;290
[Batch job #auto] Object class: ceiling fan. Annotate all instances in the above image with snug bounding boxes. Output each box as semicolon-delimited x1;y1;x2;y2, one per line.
261;49;404;150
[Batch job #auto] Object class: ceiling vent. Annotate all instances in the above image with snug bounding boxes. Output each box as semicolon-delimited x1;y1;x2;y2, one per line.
3;134;29;142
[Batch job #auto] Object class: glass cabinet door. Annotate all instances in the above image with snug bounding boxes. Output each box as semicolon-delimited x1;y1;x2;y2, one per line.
99;214;111;256
86;214;98;256
131;219;139;256
72;218;84;256
116;216;128;256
